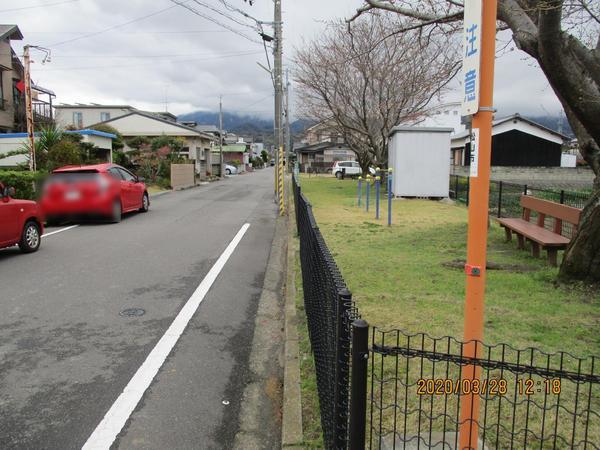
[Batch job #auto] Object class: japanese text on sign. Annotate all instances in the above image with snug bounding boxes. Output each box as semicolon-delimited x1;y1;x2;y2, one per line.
461;0;482;116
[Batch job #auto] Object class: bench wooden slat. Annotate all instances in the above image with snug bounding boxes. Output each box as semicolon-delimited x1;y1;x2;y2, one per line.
521;195;581;225
496;218;570;246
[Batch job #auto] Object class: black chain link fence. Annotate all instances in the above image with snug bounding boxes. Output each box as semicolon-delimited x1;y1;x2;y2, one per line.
293;174;362;448
369;329;600;449
293;174;599;449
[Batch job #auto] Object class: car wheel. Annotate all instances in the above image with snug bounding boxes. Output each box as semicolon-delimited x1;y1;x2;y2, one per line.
335;171;342;179
18;221;41;253
140;192;150;212
111;199;122;223
226;168;231;175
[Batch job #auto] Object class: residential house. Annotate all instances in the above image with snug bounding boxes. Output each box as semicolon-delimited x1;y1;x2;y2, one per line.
295;120;354;172
450;114;570;169
92;111;215;177
416;101;465;134
0;129;116;168
0;25;23;133
0;25;55;134
55;103;177;129
211;142;250;174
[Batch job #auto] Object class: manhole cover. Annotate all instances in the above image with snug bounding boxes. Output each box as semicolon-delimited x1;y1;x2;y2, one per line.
119;308;146;317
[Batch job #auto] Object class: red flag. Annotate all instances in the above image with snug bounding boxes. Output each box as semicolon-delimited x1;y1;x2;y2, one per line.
15;80;24;93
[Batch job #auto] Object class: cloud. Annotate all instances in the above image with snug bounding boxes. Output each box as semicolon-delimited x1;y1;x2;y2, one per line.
10;0;564;121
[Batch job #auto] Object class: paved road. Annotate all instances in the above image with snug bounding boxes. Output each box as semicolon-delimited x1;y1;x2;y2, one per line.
0;168;282;449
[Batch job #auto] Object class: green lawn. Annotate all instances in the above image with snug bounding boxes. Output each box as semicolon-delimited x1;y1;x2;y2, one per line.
295;174;599;448
298;174;599;355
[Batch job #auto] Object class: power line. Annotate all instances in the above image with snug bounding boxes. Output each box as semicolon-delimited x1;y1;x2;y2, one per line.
34;50;263;71
24;30;230;35
0;0;79;13
49;4;179;47
48;49;259;58
170;0;261;44
189;0;257;30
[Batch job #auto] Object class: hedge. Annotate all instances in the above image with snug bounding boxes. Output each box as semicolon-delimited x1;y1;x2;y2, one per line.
0;170;48;200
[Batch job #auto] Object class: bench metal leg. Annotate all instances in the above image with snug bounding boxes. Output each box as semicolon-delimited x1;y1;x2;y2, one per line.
547;249;558;267
517;234;525;250
531;242;541;258
504;227;512;242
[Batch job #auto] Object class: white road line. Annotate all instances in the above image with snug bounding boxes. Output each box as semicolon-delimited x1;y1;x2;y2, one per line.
43;224;79;237
82;222;251;450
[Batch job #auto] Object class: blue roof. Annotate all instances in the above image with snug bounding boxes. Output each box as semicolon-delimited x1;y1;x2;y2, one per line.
66;129;117;139
0;129;116;139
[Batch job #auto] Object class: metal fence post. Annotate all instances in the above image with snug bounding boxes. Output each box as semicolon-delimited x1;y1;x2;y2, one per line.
375;176;381;219
523;184;528;195
560;189;565;204
455;175;459;201
357;177;363;207
387;168;393;226
349;319;369;450
466;176;470;206
365;176;371;212
334;288;352;448
497;180;503;218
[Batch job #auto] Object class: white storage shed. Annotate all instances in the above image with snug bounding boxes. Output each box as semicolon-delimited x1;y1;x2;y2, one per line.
388;126;453;198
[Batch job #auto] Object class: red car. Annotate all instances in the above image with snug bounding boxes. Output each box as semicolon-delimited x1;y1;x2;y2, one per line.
40;163;149;224
0;182;44;253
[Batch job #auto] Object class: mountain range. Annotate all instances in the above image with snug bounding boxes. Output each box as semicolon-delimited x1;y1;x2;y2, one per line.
177;110;574;142
177;111;312;144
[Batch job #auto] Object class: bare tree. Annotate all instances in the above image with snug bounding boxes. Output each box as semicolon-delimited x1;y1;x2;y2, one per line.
349;0;600;281
294;14;460;173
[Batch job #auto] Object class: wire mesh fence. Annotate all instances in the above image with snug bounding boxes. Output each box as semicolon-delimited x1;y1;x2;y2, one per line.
293;174;599;449
369;329;600;449
293;174;362;448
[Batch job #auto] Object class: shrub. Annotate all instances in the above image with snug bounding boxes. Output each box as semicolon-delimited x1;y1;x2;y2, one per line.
261;150;269;163
47;141;82;171
0;170;48;200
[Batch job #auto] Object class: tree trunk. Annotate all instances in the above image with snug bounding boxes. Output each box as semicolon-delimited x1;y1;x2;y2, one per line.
559;182;600;281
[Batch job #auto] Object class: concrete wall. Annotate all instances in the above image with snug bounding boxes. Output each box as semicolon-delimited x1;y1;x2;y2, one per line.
170;164;195;190
451;165;595;188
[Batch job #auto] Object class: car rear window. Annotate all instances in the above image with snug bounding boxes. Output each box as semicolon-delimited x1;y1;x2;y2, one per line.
47;171;100;183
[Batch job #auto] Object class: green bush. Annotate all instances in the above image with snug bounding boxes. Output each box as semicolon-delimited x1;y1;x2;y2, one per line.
47;141;82;171
0;170;48;200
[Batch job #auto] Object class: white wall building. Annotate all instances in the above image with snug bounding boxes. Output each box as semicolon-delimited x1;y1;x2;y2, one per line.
0;129;116;167
93;111;214;176
55;104;178;129
416;101;465;134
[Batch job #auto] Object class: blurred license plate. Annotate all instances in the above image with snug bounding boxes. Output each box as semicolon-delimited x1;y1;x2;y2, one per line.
65;190;81;201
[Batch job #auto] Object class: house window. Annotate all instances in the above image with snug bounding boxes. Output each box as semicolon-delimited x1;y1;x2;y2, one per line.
73;112;83;128
100;112;110;121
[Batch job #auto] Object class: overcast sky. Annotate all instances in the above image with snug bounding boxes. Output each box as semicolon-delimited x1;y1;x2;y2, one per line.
7;0;564;121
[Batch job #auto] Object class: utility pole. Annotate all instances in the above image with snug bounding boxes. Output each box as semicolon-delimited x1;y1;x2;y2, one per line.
219;95;224;178
23;46;36;172
274;0;284;214
285;68;291;160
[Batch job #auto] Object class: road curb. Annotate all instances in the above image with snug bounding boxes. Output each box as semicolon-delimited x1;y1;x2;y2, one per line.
232;211;287;449
282;176;304;448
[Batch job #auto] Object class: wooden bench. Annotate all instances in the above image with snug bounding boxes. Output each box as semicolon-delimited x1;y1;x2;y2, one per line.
496;195;581;266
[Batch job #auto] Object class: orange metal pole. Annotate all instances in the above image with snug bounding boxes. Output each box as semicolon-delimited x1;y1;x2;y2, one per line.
459;0;497;449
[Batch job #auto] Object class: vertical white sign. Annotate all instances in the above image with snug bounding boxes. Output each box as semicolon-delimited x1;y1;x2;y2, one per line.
470;128;480;177
461;0;483;116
